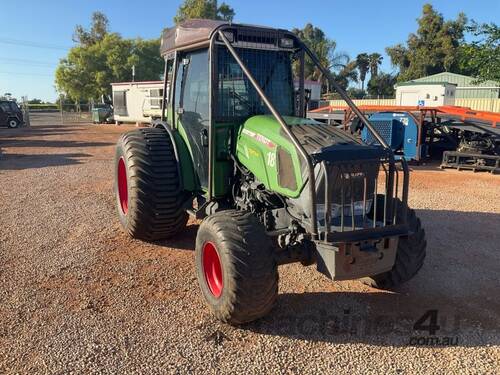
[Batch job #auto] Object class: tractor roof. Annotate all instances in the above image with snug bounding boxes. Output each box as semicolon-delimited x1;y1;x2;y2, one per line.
160;19;292;56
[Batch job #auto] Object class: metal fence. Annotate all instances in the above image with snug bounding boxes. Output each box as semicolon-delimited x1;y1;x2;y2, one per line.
24;102;93;126
60;103;92;123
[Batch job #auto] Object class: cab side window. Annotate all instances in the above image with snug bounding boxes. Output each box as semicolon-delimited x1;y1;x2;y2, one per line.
0;102;11;112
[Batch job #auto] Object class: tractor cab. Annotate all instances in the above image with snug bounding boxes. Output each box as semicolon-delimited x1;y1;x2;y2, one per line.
0;100;23;128
159;20;300;196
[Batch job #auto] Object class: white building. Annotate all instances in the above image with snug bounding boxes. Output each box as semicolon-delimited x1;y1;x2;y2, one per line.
294;80;322;101
111;81;163;124
395;82;457;107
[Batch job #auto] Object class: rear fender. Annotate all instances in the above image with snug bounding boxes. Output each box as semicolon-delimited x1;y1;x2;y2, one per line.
152;120;198;193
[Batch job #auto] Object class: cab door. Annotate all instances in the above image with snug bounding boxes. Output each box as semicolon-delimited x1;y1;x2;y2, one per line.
174;48;210;190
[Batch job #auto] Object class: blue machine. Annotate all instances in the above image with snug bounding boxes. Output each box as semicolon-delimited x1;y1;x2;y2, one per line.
362;112;424;161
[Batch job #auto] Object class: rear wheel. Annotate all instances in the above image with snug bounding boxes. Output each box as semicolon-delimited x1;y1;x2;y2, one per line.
362;196;426;289
195;210;278;324
114;128;188;241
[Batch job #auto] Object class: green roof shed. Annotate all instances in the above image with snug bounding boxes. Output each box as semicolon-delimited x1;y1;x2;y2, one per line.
410;72;499;99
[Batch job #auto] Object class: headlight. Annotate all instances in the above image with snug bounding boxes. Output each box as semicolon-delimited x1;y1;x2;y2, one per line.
279;37;294;48
317;199;373;219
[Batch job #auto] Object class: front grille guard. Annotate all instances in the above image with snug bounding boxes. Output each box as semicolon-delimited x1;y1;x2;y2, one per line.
319;157;409;244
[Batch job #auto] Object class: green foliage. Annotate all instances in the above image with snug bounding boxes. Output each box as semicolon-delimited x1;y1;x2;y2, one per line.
292;23;351;93
56;13;163;101
331;60;358;91
368;53;383;77
386;4;466;82
355;53;370;90
367;72;397;97
73;11;109;46
28;98;43;104
347;87;366;99
174;0;235;24
128;39;164;83
458;21;500;83
28;103;58;110
217;3;235;21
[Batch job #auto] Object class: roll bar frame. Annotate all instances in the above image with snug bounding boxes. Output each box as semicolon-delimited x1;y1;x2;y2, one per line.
161;25;396;238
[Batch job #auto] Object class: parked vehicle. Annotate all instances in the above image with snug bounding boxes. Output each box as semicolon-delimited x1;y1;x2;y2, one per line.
113;19;427;324
0;100;23;128
92;103;114;124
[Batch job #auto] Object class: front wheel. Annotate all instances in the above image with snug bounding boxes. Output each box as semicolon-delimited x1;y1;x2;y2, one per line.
362;196;427;289
7;118;20;128
195;210;278;325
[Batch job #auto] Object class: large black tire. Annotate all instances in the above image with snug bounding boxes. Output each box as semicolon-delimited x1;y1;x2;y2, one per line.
7;118;20;128
114;128;188;241
195;210;278;325
362;196;427;289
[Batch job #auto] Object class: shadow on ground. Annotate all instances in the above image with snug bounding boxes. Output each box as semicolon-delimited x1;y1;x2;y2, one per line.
0;152;92;170
0;139;113;148
155;224;199;251
241;289;499;347
238;208;500;347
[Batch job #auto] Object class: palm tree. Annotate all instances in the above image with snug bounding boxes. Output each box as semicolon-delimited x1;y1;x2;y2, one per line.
356;53;370;91
332;60;358;91
368;53;383;78
292;24;352;93
310;39;350;89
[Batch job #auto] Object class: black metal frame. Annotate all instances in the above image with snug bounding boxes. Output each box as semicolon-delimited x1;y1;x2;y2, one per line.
161;24;409;240
320;157;409;243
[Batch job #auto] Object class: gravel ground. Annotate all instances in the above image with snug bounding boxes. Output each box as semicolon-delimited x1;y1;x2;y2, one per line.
0;120;499;374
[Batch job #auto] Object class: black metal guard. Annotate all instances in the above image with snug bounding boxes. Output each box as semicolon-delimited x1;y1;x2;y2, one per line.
320;157;409;243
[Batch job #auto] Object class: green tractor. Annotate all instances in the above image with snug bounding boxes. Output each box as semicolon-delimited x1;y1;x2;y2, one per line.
114;19;426;324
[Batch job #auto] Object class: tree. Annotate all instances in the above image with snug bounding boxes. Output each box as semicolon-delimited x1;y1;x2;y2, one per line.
386;4;466;81
347;87;366;99
368;53;383;77
56;13;163;101
73;11;110;46
128;38;164;83
458;21;500;83
356;53;370;91
217;3;235;21
292;23;350;92
331;60;358;91
28;98;43;104
367;72;397;97
174;0;235;24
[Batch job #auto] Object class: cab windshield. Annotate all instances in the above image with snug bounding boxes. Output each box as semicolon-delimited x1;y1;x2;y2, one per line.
216;46;294;121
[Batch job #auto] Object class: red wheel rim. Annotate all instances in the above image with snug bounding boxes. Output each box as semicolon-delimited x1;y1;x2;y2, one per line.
117;157;128;214
202;242;223;298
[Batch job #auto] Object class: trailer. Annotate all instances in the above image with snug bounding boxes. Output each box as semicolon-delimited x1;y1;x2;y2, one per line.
111;81;163;124
308;104;500;173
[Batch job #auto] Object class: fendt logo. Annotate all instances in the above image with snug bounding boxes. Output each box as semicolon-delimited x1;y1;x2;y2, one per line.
342;172;365;179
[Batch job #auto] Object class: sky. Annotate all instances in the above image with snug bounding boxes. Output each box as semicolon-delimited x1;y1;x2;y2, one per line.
0;0;498;102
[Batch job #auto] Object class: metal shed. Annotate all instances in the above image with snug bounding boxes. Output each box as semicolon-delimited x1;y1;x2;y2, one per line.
411;72;499;99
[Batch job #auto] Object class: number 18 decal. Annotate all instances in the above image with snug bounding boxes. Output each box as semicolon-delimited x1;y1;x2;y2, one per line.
267;151;276;168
